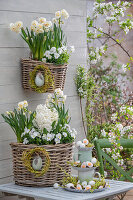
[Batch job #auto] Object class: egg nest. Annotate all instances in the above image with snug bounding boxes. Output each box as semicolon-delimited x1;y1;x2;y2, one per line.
21;147;51;177
62;177;108;192
29;65;54;93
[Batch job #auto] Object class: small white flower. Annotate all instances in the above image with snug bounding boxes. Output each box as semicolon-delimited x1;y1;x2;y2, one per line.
61;9;69;19
101;129;106;137
124;26;129;34
47;133;53;141
79;143;85;148
121;64;127;72
55;11;61;19
82;181;87;188
55;138;60;144
50;47;56;54
52;18;57;23
86;161;93;168
58;48;63;54
56;133;62;140
44;50;51;57
43;21;52;28
23;138;29;144
91;158;97;164
61;45;67;51
54;52;60;59
85;185;91;190
38;17;46;24
63;132;67;137
42;58;46;63
53;183;59;189
70;45;75;53
99;186;103;189
111;113;117;122
76;184;82;190
89;180;95;186
104;171;107;177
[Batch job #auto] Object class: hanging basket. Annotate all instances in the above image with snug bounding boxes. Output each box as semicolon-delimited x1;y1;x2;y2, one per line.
21;59;68;93
10;142;73;187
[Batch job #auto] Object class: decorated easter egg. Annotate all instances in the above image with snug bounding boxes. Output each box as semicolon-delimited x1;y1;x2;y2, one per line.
32;156;42;170
35;72;44;87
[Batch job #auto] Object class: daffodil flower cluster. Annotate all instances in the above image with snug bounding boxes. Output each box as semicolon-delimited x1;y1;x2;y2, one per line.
9;9;73;62
2;89;77;145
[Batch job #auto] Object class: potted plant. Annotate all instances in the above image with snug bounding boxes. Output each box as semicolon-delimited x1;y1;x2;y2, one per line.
10;9;75;93
2;89;77;186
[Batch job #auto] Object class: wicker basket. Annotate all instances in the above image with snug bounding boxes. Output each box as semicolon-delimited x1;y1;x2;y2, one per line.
21;59;68;93
10;142;73;187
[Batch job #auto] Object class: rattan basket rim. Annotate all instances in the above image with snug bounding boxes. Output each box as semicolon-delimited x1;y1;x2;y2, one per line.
21;58;68;69
10;142;73;148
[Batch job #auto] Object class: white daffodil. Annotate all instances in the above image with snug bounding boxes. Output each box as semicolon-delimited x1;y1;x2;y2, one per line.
61;9;69;19
55;11;61;19
38;17;46;24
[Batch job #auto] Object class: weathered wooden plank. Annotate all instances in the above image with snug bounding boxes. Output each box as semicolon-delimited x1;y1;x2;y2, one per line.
0;0;86;16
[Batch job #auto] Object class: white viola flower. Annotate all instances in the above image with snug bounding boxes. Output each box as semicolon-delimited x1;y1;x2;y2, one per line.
53;183;59;189
70;131;76;139
50;47;56;54
66;183;74;189
47;133;53;141
61;45;67;51
106;148;111;153
42;134;47;140
121;64;127;72
119;146;123;151
54;52;60;59
38;17;46;24
101;129;106;137
55;138;60;144
83;139;89;145
70;45;75;53
55;11;61;19
43;21;52;29
76;184;82;190
48;55;52;59
76;141;82;147
91;158;97;164
63;132;67;137
44;50;51;57
56;133;62;140
61;9;69;19
24;127;30;133
89;180;95;186
81;181;87;188
42;58;46;63
58;48;63;54
23;138;29;144
52;18;57;23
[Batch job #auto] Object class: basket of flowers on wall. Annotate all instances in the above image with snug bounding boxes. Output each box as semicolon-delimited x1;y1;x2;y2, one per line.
1;89;77;186
10;9;75;93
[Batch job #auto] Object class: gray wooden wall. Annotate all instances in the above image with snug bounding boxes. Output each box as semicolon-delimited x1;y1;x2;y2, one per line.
0;0;87;196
